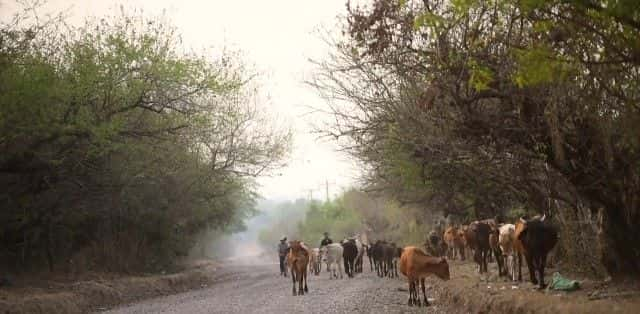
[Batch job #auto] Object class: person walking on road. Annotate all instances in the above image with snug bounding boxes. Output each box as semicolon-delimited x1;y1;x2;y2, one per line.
278;236;289;277
320;232;333;247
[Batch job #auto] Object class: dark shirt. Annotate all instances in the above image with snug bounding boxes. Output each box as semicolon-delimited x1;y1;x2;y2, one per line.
320;237;333;247
278;242;289;256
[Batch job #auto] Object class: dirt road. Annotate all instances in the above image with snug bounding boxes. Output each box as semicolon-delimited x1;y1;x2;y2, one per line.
101;262;449;314
99;256;640;314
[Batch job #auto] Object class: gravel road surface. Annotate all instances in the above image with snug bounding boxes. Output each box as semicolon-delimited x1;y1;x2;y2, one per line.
102;262;450;314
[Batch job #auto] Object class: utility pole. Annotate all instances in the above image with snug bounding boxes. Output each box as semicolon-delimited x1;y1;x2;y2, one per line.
325;179;329;203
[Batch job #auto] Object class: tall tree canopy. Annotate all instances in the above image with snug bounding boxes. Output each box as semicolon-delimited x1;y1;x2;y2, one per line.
311;0;640;277
0;10;290;272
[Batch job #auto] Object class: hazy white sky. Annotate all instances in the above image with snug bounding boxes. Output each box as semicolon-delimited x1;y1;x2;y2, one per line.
0;0;360;201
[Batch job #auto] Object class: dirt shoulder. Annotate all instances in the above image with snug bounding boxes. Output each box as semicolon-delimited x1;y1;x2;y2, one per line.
428;260;640;314
0;260;223;314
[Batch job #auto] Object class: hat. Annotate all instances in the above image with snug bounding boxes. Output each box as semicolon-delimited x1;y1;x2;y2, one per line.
323;232;329;236
280;236;287;241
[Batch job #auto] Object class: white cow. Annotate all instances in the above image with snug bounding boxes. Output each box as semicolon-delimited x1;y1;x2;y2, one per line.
498;224;517;281
320;243;343;279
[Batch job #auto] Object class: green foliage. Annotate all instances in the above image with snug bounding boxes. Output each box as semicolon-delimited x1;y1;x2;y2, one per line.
297;199;364;244
413;12;445;30
0;9;289;273
258;190;438;249
324;0;640;276
468;59;494;91
513;46;572;87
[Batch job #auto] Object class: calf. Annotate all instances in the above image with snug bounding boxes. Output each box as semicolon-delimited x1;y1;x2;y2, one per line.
320;243;344;279
399;246;450;307
515;214;558;289
287;240;309;296
310;248;321;275
443;226;458;260
459;225;471;260
342;239;358;278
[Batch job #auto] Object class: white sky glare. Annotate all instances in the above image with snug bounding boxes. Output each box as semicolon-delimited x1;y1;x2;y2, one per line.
0;0;360;201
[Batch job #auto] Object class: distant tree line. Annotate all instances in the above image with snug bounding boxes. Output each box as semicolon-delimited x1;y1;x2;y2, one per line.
0;9;290;273
258;190;439;249
311;0;640;278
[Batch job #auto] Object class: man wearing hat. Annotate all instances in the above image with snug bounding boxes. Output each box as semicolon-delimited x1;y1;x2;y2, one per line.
320;232;333;247
278;236;289;277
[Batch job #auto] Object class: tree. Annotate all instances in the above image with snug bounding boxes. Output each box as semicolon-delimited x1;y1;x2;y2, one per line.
0;9;290;272
312;0;640;278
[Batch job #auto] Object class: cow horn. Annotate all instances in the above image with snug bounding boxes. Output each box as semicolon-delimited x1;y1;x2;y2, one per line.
541;214;546;222
519;217;527;224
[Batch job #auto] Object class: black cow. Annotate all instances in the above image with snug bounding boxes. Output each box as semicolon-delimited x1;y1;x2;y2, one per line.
364;243;374;272
382;243;396;278
371;240;387;277
468;221;491;274
342;239;358;278
516;214;558;289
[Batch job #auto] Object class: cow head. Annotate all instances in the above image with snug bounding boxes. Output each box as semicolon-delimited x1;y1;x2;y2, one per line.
436;258;451;281
320;246;328;262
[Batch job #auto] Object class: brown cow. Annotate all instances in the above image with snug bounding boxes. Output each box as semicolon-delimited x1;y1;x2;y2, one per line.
444;226;466;260
399;246;450;307
458;225;470;260
499;223;518;281
465;221;491;273
287;240;309;296
443;226;457;260
479;218;499;262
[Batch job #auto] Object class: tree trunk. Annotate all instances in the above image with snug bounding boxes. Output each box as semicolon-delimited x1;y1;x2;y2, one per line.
46;222;55;273
598;207;640;279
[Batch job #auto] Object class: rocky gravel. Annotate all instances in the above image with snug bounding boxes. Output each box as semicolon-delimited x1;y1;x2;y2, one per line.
101;262;450;314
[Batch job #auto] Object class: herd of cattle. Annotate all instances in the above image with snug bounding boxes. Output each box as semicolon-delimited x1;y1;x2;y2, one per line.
285;214;558;307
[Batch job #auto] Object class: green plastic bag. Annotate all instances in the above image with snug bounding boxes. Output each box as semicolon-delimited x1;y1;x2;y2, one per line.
547;272;580;291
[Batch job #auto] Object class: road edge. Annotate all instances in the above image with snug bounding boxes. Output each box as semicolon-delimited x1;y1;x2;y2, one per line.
0;262;221;314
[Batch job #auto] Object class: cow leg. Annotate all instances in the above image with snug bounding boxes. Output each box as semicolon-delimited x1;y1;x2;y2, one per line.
344;259;349;278
420;278;429;307
512;254;518;281
351;259;355;277
475;250;483;273
338;258;343;279
299;270;304;295
394;260;398;278
410;280;419;306
516;252;523;281
484;250;489;273
291;270;297;296
538;254;547;289
304;267;308;293
525;254;538;285
407;280;414;306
